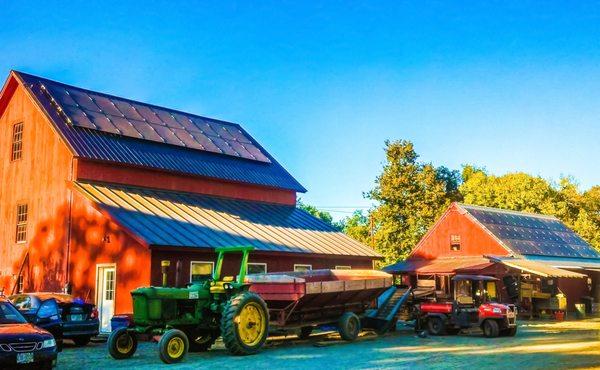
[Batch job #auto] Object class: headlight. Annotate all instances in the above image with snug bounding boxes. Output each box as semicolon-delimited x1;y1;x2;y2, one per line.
492;308;502;314
42;339;56;348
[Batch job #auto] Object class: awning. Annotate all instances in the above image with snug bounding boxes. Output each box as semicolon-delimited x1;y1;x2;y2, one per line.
489;257;587;278
523;255;600;270
74;182;380;258
383;257;494;275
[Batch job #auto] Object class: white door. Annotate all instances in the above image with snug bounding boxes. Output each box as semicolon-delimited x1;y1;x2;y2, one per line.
97;265;116;333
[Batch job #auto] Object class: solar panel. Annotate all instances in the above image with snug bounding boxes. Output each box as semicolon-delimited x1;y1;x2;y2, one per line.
463;205;599;259
40;83;271;163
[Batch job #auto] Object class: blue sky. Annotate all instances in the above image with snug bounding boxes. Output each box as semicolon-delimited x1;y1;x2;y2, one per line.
2;1;599;219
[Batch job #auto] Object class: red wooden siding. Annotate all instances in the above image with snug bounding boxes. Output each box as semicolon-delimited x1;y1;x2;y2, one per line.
151;249;373;289
410;204;511;260
0;81;73;293
74;159;297;206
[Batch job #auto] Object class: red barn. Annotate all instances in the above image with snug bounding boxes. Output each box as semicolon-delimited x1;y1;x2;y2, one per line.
385;203;600;313
0;71;379;332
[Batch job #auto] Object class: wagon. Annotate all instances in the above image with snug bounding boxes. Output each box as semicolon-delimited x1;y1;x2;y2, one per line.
247;269;396;340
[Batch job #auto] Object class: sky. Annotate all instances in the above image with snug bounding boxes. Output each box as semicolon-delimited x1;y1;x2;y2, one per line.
1;1;599;219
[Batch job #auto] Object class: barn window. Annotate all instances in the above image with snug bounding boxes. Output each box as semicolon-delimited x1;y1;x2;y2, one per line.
294;264;312;272
15;204;28;243
190;261;214;282
11;122;24;161
335;266;351;270
247;263;267;274
450;234;461;251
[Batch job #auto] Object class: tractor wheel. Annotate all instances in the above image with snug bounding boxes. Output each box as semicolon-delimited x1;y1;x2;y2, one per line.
426;317;447;336
221;291;269;355
108;328;137;360
502;326;517;337
482;320;500;338
188;330;219;352
338;312;361;341
158;329;189;364
298;326;313;340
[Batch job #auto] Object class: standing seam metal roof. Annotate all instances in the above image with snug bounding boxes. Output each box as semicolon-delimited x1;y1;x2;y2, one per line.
14;71;306;192
75;182;380;258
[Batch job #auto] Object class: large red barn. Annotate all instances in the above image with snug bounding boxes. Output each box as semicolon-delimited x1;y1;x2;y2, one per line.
0;71;379;332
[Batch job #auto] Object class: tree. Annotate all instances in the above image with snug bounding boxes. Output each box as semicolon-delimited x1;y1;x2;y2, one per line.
365;140;455;265
342;210;371;246
297;199;343;231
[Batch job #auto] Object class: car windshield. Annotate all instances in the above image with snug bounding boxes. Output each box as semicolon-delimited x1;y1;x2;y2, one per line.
0;301;27;324
10;295;40;311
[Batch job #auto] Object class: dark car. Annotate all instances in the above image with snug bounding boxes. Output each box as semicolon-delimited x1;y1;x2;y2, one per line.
0;298;57;369
10;294;99;347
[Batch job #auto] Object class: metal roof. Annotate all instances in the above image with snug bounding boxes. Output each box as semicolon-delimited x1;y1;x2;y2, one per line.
459;203;599;259
488;256;587;278
75;182;380;258
524;255;600;270
13;71;306;192
383;257;493;274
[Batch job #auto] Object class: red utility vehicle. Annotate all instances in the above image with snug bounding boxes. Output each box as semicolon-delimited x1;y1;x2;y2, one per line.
418;275;517;338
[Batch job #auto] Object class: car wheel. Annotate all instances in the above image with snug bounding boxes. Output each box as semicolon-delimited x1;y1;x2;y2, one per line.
482;320;500;338
427;317;447;336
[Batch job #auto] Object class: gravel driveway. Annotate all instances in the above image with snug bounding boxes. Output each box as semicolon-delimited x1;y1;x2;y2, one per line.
56;319;600;370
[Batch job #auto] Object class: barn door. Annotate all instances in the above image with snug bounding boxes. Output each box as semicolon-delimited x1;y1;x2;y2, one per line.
96;265;116;333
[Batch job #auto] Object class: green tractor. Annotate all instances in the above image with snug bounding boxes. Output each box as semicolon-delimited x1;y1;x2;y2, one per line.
107;246;269;364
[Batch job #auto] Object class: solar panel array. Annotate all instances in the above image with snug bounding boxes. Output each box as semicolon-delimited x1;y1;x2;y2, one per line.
463;205;599;258
39;82;271;163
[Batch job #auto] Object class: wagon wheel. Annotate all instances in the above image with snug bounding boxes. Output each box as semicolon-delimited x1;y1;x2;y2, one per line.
338;312;361;341
221;291;269;355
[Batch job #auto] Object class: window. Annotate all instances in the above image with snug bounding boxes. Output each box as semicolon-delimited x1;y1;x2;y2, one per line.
15;204;28;243
11;122;23;161
294;264;312;272
190;261;214;282
247;263;267;274
335;266;351;270
450;234;461;251
105;270;115;301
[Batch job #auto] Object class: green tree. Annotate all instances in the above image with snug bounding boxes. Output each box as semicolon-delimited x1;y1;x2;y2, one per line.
366;140;454;265
342;210;371;245
297;199;343;231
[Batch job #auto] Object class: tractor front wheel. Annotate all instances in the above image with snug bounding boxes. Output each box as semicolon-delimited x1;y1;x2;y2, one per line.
158;329;189;364
108;328;137;360
482;320;500;338
221;291;269;355
187;330;219;352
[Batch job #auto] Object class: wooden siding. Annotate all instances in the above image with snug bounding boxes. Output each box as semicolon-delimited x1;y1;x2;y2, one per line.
410;203;511;260
74;159;297;206
151;249;374;290
0;82;73;293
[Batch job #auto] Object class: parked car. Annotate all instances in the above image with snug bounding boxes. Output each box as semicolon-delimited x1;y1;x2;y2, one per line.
10;293;99;347
0;297;57;369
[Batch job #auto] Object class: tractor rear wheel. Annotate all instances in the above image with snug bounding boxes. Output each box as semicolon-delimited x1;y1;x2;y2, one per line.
426;317;447;336
298;326;313;340
221;291;269;355
482;320;500;338
108;328;137;360
158;329;189;364
338;312;361;341
187;330;219;352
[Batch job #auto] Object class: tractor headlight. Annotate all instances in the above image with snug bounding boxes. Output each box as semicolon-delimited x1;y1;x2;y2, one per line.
42;339;56;349
492;308;502;314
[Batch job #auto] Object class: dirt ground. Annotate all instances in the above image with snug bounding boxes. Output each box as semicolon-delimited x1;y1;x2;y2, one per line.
57;319;600;369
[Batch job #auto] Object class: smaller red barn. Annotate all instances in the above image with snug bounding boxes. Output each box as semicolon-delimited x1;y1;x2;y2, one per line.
385;203;600;314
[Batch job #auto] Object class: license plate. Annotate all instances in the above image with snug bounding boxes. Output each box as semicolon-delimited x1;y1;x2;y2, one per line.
17;352;34;364
507;312;515;318
70;314;84;321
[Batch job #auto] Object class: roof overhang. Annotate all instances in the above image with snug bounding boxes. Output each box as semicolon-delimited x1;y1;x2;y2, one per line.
383;257;493;275
487;256;587;278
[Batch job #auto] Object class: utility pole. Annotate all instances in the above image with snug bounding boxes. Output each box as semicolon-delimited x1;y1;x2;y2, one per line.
370;214;375;248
